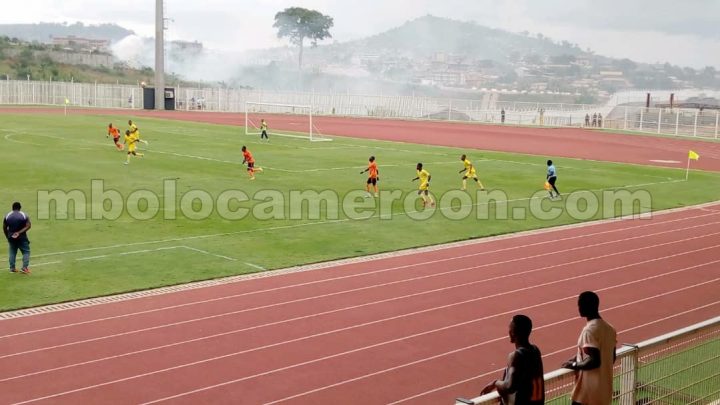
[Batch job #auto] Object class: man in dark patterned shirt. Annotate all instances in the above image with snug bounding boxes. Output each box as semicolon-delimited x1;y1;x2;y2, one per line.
4;202;32;274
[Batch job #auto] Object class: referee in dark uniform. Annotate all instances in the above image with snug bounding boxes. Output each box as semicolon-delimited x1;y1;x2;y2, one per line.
4;202;32;274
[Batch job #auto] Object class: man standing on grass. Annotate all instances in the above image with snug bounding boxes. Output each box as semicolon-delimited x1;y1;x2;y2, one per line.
562;291;617;405
411;163;435;208
360;156;379;197
546;160;560;200
260;119;269;141
479;314;545;404
128;120;149;146
107;123;124;151
4;202;31;274
124;129;144;164
241;146;264;180
459;154;485;191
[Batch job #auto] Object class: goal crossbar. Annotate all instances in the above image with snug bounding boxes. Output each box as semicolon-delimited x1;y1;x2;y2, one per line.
244;101;331;142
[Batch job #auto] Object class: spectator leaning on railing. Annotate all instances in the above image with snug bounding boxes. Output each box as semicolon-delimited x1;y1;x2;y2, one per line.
477;314;545;404
562;291;617;405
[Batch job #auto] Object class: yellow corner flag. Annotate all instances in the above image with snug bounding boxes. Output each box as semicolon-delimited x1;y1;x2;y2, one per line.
689;150;700;161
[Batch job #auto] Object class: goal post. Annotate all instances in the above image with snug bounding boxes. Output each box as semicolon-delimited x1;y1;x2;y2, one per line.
244;101;331;141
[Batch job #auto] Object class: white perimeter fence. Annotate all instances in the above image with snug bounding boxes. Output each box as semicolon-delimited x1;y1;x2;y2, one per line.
457;316;720;405
2;79;718;139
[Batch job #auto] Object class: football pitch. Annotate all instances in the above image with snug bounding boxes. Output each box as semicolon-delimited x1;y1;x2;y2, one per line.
1;112;719;310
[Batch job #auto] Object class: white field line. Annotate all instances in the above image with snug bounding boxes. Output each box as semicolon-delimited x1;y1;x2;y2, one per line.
133;276;720;405
2;213;717;340
12;121;670;179
7;129;703;180
74;246;236;263
75;255;109;262
389;300;720;405
119;250;152;256
2;241;718;384
25;261;61;268
267;160;458;173
244;262;266;271
0;127;692;195
1;177;690;266
180;247;237;262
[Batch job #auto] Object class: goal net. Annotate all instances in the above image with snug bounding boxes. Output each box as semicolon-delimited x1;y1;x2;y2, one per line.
244;102;332;142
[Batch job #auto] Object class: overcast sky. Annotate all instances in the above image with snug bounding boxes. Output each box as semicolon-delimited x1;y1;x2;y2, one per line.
3;0;720;68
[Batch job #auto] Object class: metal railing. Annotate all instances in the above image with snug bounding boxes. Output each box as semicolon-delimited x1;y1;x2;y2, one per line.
0;79;603;123
0;79;142;109
5;79;718;140
456;316;720;404
605;106;720;139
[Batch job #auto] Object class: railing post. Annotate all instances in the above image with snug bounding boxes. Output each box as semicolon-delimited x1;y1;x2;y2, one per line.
715;111;719;139
618;345;638;405
657;109;662;134
693;110;698;137
624;106;628;130
448;99;452;121
675;110;680;135
639;109;644;131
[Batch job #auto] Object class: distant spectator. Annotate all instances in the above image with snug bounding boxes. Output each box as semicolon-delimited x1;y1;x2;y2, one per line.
501;108;506;124
597;113;603;128
479;314;545;404
4;202;31;274
585;113;590;127
562;291;617;405
592;113;598;127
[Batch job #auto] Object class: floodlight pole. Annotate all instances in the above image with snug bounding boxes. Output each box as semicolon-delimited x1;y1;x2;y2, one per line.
155;0;165;110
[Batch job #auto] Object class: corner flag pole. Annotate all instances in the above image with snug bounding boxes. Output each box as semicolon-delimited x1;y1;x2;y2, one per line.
686;150;700;181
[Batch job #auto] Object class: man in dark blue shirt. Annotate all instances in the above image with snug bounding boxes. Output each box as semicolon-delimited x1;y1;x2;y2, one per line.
4;202;32;274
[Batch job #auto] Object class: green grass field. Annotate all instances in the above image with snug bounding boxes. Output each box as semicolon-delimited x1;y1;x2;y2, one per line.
1;112;719;311
635;338;720;404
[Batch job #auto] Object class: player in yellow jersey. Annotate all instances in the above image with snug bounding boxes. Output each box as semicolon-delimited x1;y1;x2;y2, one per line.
128;120;149;146
458;154;484;191
411;163;435;207
123;130;144;164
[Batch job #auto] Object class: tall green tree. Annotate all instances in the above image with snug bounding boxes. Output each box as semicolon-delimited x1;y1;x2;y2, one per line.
273;7;333;70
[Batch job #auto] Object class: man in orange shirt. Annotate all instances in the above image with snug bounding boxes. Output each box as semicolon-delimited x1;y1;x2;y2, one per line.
360;156;379;197
241;146;263;180
107;123;124;150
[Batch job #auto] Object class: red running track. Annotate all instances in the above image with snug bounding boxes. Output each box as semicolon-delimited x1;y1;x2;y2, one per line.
2;107;720;171
0;204;719;404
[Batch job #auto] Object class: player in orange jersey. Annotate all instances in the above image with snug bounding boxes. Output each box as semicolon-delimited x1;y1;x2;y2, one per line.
241;146;264;180
107;123;124;150
360;156;379;197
